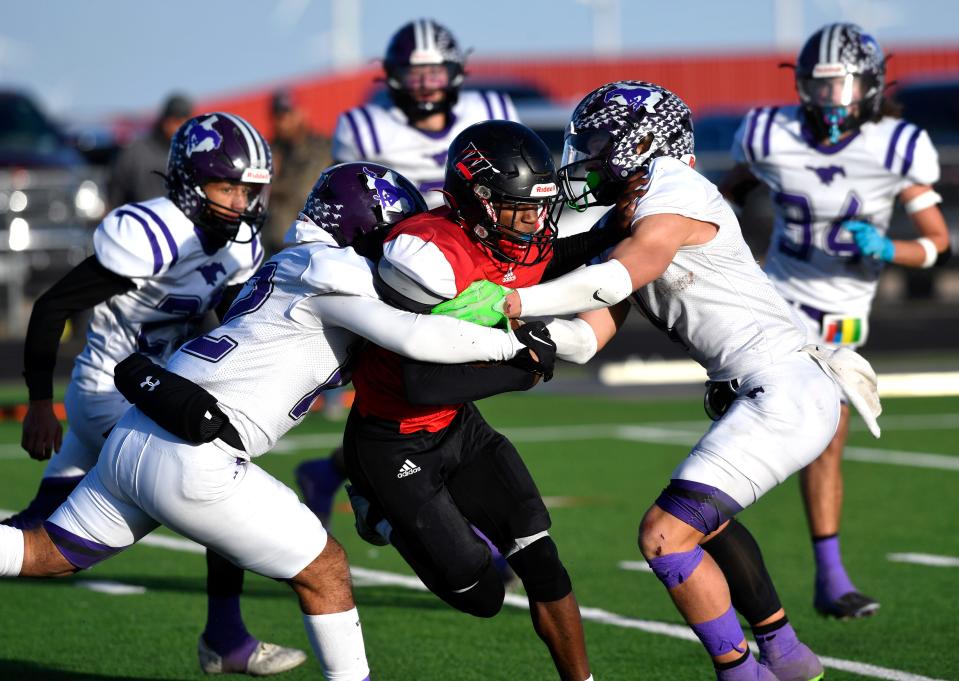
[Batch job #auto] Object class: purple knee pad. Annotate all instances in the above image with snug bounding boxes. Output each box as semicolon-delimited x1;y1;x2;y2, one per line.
656;479;743;536
647;545;705;590
690;605;747;658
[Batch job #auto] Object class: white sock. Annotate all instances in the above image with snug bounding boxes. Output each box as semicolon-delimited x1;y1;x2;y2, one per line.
303;608;370;681
0;525;25;577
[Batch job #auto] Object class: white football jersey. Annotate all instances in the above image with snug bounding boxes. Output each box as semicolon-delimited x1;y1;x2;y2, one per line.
166;221;524;458
72;197;264;393
629;157;807;381
732;105;939;314
332;91;519;208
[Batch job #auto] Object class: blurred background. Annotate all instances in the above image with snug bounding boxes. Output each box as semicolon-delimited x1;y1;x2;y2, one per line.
2;0;958;386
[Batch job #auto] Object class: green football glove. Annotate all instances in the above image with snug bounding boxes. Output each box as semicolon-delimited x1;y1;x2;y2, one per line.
431;280;512;329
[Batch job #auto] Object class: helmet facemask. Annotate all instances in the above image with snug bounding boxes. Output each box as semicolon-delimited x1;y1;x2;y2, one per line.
467;184;558;266
191;180;270;244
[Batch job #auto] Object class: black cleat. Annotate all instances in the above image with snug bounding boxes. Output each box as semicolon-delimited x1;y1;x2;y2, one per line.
815;590;880;619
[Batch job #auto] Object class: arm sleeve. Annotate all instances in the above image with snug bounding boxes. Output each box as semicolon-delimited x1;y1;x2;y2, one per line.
516;259;635;317
535;316;599;364
402;358;537;405
543;211;620;280
23;256;135;400
306;294;525;363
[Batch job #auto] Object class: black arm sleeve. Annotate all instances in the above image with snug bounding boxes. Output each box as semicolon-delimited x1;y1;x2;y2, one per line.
23;255;134;400
543;213;625;281
402;356;539;406
214;283;245;322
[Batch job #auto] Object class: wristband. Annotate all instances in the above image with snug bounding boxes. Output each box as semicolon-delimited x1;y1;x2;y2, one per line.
917;237;938;269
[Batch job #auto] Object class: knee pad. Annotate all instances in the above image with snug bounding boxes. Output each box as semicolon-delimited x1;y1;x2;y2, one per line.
440;558;504;618
655;480;743;536
507;535;572;602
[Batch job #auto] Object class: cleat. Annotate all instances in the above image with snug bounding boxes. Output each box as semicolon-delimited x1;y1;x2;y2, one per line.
760;641;825;681
296;458;344;527
814;590;880;620
716;659;779;681
199;636;308;676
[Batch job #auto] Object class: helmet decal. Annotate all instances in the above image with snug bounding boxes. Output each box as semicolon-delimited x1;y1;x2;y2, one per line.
363;166;419;216
603;85;665;114
454;142;503;181
185;116;223;157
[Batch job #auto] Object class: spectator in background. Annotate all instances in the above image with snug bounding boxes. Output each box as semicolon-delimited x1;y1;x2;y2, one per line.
107;93;192;208
263;89;332;255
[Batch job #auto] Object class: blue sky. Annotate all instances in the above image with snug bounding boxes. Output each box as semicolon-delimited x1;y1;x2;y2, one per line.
4;0;958;119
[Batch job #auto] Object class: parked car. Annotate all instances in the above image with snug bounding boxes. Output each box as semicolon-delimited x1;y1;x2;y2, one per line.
0;90;107;334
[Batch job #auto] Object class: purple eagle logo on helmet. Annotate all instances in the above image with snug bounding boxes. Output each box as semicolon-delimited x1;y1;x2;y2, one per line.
185;116;223;157
363;166;416;215
603;85;665;114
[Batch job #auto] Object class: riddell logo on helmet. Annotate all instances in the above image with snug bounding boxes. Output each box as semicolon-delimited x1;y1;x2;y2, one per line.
530;183;557;196
241;168;271;183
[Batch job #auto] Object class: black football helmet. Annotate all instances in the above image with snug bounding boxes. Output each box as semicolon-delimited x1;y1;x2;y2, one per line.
795;23;886;144
383;19;466;121
166;112;272;243
444;120;559;266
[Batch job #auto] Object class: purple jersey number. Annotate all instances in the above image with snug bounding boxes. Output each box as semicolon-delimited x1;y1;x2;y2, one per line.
136;294;202;356
222;261;278;324
774;191;863;260
181;334;238;363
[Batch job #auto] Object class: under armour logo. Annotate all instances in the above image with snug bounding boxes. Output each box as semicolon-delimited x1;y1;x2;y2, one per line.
746;386;765;399
140;376;160;391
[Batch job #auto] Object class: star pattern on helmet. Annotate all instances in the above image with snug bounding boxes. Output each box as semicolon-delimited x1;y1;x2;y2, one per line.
573;80;695;176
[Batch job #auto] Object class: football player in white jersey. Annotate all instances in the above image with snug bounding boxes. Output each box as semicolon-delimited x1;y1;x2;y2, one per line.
4;112;312;676
434;82;884;681
0;163;544;681
331;18;519;209
720;23;951;620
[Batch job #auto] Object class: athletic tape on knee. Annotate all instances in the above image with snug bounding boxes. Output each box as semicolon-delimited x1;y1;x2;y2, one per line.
656;479;743;536
689;605;747;658
647;545;704;591
0;525;24;577
508;535;572;602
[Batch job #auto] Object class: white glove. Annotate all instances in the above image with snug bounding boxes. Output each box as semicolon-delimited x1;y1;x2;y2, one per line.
802;344;882;438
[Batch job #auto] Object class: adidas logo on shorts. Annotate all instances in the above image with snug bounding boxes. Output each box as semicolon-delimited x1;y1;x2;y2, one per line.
397;459;421;478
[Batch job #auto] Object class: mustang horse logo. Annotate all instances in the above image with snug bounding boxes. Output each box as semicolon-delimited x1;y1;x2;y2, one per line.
806;165;846;186
603;85;665;114
363;167;416;215
185;116;223;157
196;262;227;286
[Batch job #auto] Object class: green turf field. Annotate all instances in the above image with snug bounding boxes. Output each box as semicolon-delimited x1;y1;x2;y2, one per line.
1;393;957;680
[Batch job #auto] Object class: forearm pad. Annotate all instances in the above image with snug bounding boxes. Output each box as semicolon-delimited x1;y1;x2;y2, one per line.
113;353;231;444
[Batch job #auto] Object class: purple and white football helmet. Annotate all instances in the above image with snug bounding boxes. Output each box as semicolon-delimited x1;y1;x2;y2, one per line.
383;19;466;120
166;112;273;241
795;23;886;144
560;81;694;208
300;162;427;249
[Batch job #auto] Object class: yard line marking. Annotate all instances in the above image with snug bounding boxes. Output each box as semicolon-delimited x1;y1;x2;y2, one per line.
887;552;959;568
844;447;959;471
617;560;653;573
75;580;146;595
0;511;946;681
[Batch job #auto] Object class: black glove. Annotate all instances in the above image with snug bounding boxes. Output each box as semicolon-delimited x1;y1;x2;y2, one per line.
510;321;557;382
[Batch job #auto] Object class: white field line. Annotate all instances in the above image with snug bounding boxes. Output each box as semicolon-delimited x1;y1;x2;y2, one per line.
887;553;959;567
0;521;946;681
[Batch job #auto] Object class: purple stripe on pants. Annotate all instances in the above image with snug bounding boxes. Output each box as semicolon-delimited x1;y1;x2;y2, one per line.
43;520;125;570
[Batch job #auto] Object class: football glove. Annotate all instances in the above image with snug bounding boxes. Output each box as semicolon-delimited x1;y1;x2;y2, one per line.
844;220;894;262
510;321;557;382
431;280;512;329
346;484;392;546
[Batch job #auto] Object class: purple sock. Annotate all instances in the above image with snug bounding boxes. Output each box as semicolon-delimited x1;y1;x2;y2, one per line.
813;535;856;602
203;596;257;668
2;476;85;529
690;605;747;659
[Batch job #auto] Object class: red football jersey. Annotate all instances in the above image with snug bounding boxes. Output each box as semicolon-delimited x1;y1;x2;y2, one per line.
352;207;550;432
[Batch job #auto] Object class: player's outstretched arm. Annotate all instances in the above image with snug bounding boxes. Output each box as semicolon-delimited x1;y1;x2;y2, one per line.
311;294;525;364
21;256;134;459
